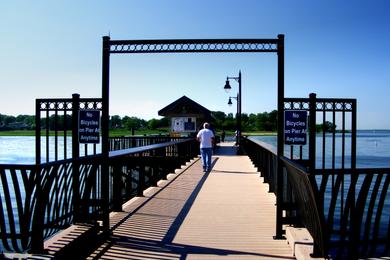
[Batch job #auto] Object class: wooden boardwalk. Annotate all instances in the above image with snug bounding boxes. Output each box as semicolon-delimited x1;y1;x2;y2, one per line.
87;142;294;259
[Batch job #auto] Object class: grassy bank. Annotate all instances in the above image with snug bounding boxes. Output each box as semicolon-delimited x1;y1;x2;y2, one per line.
0;130;37;136
0;129;276;137
0;129;170;137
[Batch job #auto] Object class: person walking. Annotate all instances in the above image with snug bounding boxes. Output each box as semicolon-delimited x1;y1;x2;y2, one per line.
196;122;215;172
221;129;226;142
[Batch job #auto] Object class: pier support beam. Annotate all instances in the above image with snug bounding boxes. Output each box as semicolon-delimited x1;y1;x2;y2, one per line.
276;34;285;239
101;36;111;232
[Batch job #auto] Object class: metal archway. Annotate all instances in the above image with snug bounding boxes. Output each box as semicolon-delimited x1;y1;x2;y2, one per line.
101;35;285;238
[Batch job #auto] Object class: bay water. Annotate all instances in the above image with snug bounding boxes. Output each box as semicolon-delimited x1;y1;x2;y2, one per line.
250;130;390;168
1;130;389;166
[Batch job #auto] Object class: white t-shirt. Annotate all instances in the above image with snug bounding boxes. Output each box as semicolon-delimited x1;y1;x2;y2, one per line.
197;128;214;148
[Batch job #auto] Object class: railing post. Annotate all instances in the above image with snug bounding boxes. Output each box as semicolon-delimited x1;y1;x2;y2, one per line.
112;163;123;211
137;155;145;197
101;35;111;232
348;99;358;259
162;145;168;180
35;99;41;165
351;100;357;170
72;93;81;223
308;93;316;173
308;93;326;257
308;93;319;190
275;33;285;239
150;162;158;187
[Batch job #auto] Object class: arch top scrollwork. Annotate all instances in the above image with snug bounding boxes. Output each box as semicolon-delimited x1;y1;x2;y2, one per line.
37;98;103;112
284;98;356;112
108;39;279;54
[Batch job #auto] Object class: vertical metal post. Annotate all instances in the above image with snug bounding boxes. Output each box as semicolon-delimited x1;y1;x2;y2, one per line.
308;93;326;257
101;36;111;231
45;109;49;163
236;94;239;146
351;100;357;170
64;106;68;160
72;93;80;222
35;99;41;164
275;34;285;239
349;99;358;259
308;93;319;190
54;109;58;161
309;93;316;175
137;155;145;197
112;164;123;211
30;166;44;253
238;71;242;153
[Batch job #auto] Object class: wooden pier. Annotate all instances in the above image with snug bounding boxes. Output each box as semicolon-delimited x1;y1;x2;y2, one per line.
1;33;389;258
80;142;293;259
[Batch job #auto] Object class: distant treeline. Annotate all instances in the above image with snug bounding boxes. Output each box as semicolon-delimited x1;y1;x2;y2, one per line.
211;110;278;131
0;111;335;132
0;114;170;131
0;114;35;130
108;111;279;132
0;111;278;132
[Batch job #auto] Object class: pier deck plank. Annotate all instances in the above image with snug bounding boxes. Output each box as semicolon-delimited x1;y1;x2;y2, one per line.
87;142;294;259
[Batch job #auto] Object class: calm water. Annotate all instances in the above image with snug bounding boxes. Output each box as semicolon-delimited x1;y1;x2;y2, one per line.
250;130;390;168
0;136;100;164
1;130;390;166
0;136;36;164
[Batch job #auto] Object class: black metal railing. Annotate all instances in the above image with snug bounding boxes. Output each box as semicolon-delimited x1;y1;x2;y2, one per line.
0;156;101;253
243;136;390;258
242;137;297;225
281;156;327;257
108;136;186;151
0;164;36;252
242;138;278;193
0;138;198;253
314;167;390;258
108;138;199;210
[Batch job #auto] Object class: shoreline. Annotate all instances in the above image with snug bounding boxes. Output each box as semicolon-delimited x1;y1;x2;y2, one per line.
0;129;389;137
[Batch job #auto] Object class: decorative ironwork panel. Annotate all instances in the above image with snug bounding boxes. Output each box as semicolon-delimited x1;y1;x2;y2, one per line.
283;96;356;169
36;97;103;163
0;157;102;253
109;39;279;54
284;98;355;112
284;100;310;110
37;99;73;111
315;168;390;258
37;98;102;111
78;99;103;110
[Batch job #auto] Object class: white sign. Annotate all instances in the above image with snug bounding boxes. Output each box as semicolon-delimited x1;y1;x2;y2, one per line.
172;117;196;132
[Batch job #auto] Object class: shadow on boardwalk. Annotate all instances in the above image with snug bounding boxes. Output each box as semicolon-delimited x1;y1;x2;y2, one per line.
82;143;293;260
90;236;293;259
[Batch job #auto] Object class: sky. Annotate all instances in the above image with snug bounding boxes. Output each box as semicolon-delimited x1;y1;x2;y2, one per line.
1;0;389;129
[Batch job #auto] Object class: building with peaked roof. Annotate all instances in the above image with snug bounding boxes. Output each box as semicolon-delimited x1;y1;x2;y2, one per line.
158;96;213;136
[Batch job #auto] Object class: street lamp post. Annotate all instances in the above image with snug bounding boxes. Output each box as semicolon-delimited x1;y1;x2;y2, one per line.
227;95;239;146
224;71;242;154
